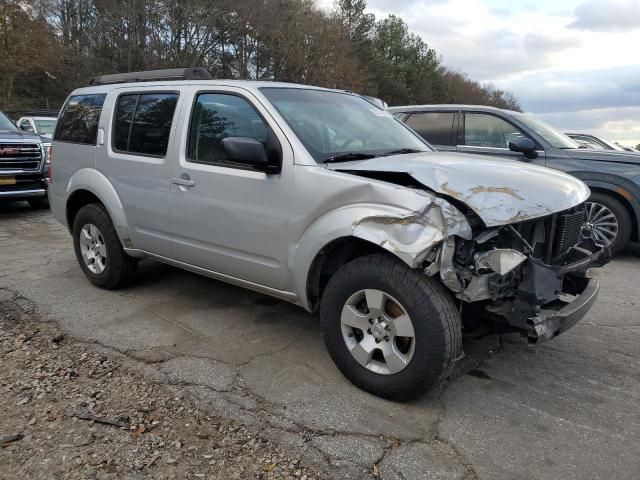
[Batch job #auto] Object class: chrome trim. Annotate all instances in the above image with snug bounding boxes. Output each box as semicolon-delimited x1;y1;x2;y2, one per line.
0;188;46;197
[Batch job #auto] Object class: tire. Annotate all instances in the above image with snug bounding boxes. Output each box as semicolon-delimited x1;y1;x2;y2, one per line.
320;254;461;401
28;196;50;209
584;192;632;255
72;203;137;289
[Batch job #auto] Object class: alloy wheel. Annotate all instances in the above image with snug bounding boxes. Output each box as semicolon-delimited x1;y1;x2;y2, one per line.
79;223;107;274
340;289;415;375
581;201;619;247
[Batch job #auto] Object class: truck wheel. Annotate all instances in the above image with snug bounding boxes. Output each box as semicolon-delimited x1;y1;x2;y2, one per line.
28;196;49;209
72;204;137;289
320;254;461;401
583;192;631;255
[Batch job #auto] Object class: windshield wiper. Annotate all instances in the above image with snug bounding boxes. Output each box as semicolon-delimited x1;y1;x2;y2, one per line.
380;148;424;156
322;152;377;164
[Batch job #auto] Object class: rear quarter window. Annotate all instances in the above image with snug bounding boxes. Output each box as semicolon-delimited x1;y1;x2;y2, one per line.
54;94;106;145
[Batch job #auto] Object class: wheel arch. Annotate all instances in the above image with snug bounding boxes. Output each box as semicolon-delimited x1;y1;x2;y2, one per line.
305;236;396;312
65;169;133;247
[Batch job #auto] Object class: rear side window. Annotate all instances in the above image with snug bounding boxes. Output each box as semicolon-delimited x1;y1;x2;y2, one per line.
54;94;106;145
405;112;455;146
113;93;178;157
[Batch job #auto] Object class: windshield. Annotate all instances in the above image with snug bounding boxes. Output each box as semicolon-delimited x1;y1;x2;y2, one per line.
35;119;57;135
603;139;626;152
260;88;431;162
512;113;580;149
0;112;17;131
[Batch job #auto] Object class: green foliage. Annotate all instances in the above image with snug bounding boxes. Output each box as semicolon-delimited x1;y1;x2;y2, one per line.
333;0;519;110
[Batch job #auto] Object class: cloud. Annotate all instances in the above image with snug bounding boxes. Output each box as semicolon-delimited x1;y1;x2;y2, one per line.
420;29;583;81
523;33;583;56
498;65;640;113
537;107;640;146
568;0;640;32
366;0;445;12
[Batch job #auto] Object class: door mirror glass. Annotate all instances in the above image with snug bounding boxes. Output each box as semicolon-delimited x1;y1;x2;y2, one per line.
222;137;269;170
509;137;537;158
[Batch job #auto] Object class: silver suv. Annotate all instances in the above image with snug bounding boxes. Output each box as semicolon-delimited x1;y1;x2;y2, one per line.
50;68;606;400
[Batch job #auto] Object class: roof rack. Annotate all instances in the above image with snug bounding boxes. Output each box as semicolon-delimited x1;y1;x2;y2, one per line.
89;67;212;86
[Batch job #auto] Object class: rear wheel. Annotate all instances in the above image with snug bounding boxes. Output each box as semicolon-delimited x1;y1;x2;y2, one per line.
72;204;137;289
320;254;461;401
582;192;631;255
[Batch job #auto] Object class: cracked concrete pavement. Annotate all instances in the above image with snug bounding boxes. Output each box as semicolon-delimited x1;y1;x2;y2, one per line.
1;203;639;479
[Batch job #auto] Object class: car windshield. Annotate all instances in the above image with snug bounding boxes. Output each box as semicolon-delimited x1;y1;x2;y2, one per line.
260;87;431;163
604;139;626;152
512;113;580;149
35;119;57;135
0;112;17;131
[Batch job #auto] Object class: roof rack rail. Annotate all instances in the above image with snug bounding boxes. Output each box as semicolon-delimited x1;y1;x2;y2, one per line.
89;67;212;86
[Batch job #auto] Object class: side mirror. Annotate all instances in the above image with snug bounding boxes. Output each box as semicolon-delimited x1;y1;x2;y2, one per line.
509;137;537;159
222;137;270;170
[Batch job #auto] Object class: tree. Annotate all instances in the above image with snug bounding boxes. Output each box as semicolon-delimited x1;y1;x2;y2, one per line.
1;0;519;116
0;1;61;110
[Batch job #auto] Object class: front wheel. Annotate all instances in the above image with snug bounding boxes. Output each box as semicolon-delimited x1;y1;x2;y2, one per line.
320;254;461;401
72;204;137;289
582;192;631;255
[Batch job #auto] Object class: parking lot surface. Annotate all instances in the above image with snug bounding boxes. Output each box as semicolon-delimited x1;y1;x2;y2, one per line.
1;203;639;479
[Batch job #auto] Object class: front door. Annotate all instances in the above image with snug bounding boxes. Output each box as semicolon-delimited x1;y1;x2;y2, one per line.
168;87;293;290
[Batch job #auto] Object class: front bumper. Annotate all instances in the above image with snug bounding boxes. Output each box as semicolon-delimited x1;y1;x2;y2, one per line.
527;271;599;343
0;176;48;200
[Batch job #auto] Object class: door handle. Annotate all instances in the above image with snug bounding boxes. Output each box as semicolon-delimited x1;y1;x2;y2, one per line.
171;176;195;187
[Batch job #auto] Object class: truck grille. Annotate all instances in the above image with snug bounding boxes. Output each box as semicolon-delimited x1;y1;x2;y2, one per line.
553;205;586;256
0;143;42;172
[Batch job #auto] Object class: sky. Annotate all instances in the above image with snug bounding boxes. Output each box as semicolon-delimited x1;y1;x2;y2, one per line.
318;0;640;147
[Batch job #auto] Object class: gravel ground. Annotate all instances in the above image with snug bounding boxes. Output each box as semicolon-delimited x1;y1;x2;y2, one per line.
0;291;322;480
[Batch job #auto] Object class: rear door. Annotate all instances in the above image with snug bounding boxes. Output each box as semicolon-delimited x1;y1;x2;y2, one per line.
95;87;181;257
457;112;546;167
403;111;457;152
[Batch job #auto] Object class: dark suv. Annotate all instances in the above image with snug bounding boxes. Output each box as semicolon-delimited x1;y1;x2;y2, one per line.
0;111;51;207
390;105;640;254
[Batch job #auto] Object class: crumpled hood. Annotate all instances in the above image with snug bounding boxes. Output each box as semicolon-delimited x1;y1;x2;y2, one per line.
328;152;590;227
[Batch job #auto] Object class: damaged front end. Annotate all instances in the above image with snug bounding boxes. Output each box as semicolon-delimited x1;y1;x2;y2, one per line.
425;203;609;343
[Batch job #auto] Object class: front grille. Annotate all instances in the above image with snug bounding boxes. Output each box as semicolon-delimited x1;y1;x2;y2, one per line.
553;205;586;256
0;143;42;172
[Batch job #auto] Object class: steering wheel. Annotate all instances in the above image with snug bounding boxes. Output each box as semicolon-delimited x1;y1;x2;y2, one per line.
339;128;379;150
